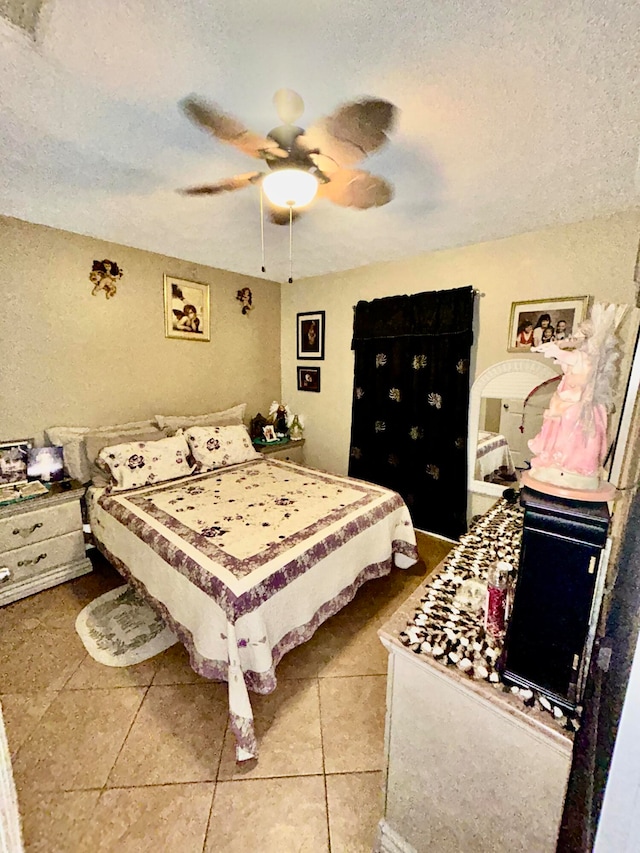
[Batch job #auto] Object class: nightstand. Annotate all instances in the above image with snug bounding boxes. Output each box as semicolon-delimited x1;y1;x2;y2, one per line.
255;438;305;464
0;482;92;607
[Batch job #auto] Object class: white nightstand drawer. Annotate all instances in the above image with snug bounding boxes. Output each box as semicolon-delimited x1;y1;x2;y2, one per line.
255;440;305;465
0;500;82;553
271;445;304;464
0;530;86;586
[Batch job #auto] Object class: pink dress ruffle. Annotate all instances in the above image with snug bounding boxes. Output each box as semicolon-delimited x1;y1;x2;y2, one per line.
529;403;607;477
528;349;607;477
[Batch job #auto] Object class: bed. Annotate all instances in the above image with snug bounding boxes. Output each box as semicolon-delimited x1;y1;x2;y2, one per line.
475;430;517;482
87;455;417;760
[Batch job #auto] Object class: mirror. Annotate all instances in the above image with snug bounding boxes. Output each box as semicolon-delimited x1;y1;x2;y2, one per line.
468;359;560;498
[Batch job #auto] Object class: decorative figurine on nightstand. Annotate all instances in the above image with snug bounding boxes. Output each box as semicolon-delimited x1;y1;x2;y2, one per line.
289;414;304;440
522;301;627;501
250;413;268;441
269;401;290;438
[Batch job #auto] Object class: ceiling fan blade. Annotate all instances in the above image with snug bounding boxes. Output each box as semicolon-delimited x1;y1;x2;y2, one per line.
180;96;288;160
318;169;393;209
268;207;302;226
273;89;305;124
301;98;397;169
178;172;262;195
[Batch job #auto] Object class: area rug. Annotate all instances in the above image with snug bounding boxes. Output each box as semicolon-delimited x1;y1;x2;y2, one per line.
75;585;178;666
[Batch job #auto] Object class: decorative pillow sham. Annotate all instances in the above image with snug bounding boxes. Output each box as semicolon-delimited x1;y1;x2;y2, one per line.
85;429;166;487
154;403;246;434
46;420;160;483
97;434;194;491
185;425;259;471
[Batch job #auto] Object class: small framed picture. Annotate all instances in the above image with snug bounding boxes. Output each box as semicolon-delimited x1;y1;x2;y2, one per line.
297;366;321;393
262;425;278;442
0;439;33;486
27;446;65;483
297;311;325;360
507;296;589;352
164;275;211;341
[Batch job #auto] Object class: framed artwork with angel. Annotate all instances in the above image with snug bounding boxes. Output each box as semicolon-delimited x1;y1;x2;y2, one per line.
164;275;211;341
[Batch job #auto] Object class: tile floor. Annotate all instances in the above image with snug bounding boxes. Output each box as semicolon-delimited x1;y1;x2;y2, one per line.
1;533;452;852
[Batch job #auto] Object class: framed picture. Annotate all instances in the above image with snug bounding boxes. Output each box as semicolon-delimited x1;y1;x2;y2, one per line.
27;446;65;483
297;311;325;360
507;296;590;353
164;275;210;341
262;425;277;442
297;366;321;393
0;439;33;486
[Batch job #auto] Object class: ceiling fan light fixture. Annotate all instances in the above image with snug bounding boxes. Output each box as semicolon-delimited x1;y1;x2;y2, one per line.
262;168;319;209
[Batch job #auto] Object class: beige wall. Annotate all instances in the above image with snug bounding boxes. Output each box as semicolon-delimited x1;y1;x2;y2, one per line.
282;209;640;519
0;216;282;442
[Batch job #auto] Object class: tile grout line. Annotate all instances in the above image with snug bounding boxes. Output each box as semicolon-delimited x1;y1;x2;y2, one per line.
46;765;386;794
7;644;90;761
317;675;332;853
201;715;230;852
66;680;153;850
101;683;152;792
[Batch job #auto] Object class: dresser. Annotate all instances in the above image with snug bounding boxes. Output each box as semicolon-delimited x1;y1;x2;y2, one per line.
376;496;573;853
0;483;92;607
255;438;305;464
377;578;572;853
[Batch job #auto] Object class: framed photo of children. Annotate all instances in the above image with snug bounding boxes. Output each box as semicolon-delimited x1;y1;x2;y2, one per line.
297;366;321;392
164;275;210;341
0;439;32;486
507;296;589;353
297;311;325;360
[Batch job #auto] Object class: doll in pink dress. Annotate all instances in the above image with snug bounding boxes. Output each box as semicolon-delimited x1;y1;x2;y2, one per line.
527;303;626;491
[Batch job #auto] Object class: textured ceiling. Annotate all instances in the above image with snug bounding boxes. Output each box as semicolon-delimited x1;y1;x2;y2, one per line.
0;0;638;282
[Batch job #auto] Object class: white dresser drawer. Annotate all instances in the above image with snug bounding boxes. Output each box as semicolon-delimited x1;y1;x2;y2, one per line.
0;530;86;586
0;500;82;553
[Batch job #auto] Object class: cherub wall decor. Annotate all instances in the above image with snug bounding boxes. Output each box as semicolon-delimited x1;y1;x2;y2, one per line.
89;259;123;299
236;287;253;315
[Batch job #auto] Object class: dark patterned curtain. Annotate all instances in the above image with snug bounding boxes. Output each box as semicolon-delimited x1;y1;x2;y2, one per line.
348;286;474;540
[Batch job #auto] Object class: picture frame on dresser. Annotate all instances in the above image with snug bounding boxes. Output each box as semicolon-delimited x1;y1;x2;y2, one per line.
0;439;32;486
27;446;65;483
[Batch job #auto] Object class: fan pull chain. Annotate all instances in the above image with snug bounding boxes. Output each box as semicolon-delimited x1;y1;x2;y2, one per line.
259;187;266;273
288;206;293;283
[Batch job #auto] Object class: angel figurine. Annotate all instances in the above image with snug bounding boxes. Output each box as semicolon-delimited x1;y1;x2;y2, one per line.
526;302;627;494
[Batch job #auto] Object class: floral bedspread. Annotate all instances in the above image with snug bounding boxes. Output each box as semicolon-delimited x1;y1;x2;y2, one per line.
88;458;417;760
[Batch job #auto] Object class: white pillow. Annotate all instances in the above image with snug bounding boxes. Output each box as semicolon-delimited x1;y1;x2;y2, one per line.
46;420;160;483
85;429;165;487
185;425;259;471
154;404;246;433
97;434;193;491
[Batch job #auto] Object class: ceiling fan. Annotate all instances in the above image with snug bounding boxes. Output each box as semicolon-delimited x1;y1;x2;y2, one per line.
178;89;397;225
